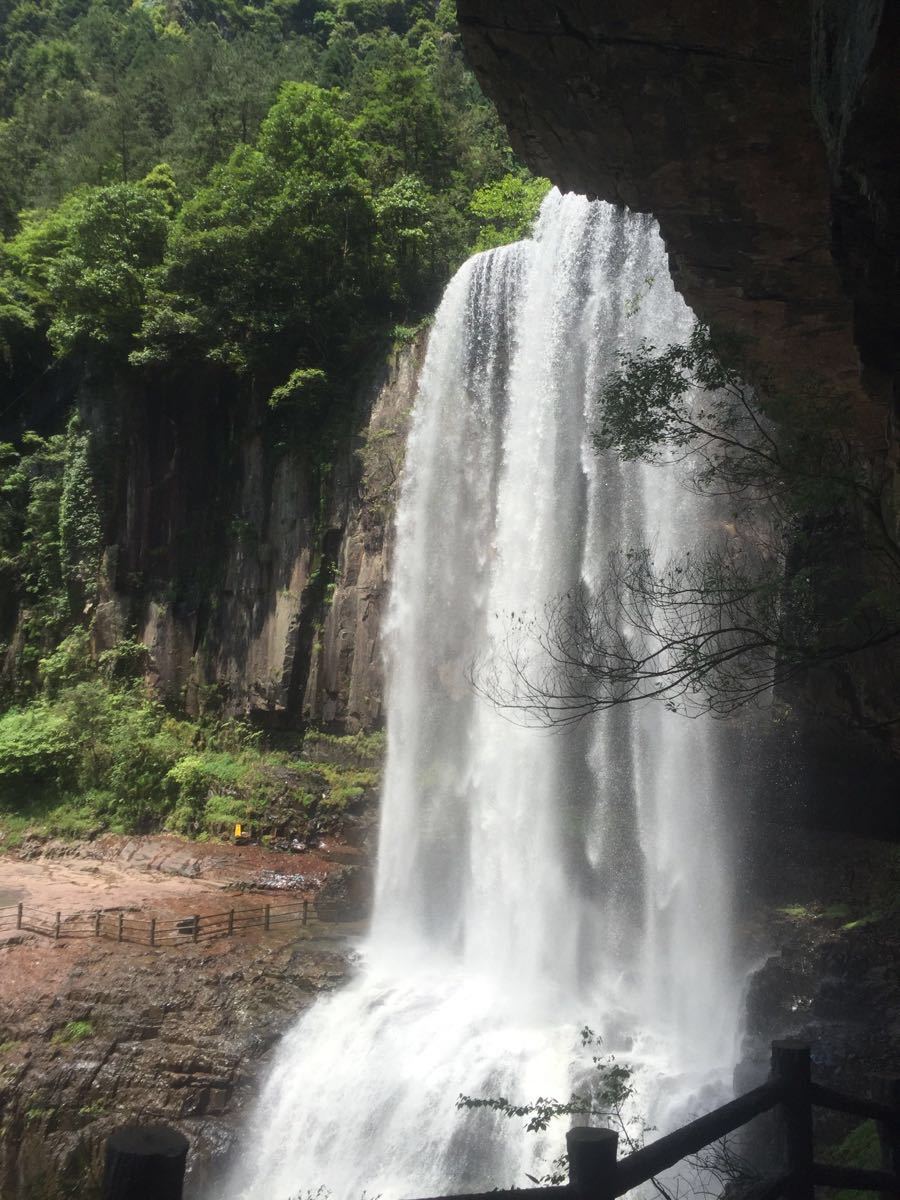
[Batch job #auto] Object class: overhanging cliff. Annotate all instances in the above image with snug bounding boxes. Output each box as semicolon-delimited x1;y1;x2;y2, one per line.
457;2;899;433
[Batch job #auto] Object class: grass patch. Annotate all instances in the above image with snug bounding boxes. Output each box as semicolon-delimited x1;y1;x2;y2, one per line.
301;729;385;767
778;903;851;922
25;1106;55;1123
841;912;886;931
823;1120;881;1200
51;1019;93;1045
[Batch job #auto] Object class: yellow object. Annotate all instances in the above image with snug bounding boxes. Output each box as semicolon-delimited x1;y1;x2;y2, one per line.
234;823;242;838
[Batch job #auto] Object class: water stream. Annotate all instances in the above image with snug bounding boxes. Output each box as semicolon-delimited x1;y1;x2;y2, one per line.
227;191;742;1200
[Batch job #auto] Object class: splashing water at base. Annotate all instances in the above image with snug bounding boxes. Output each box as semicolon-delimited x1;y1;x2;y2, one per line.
227;191;743;1200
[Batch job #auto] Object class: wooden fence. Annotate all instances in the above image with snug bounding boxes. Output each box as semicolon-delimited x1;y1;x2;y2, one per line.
100;1043;899;1200
0;896;325;947
416;1043;899;1200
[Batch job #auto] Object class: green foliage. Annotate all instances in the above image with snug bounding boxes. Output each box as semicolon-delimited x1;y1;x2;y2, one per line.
824;1120;881;1200
77;1101;106;1118
39;629;93;693
58;417;101;586
51;1019;93;1044
0;701;74;786
0;0;528;406
25;1106;55;1123
45;180;171;357
203;789;252;832
0;415;105;694
309;727;386;757
269;367;330;415
323;783;364;807
0;678;195;831
0;432;69;676
165;750;244;834
469;173;551;252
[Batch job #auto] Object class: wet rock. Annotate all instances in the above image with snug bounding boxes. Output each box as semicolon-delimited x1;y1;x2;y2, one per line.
315;864;373;922
0;932;354;1200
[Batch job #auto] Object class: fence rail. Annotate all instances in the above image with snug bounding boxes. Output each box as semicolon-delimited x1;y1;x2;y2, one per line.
0;894;330;947
97;1043;899;1200
403;1044;899;1200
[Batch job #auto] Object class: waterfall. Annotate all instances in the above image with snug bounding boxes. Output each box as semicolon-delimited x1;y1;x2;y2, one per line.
227;191;741;1200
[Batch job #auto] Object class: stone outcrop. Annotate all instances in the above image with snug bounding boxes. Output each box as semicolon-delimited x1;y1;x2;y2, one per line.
91;335;425;731
457;2;899;433
0;927;354;1200
735;823;900;1161
302;335;424;729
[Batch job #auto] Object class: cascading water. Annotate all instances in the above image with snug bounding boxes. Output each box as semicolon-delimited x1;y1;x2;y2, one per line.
227;191;742;1200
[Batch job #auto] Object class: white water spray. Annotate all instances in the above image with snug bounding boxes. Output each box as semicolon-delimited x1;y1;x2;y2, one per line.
228;191;741;1200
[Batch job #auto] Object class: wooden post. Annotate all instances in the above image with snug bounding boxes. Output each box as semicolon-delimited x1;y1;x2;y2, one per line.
102;1124;189;1200
16;902;22;930
54;911;61;940
227;909;234;936
149;918;156;948
118;912;124;942
772;1041;814;1200
95;911;101;938
302;899;309;927
264;904;270;931
877;1078;900;1198
192;915;199;943
567;1126;619;1200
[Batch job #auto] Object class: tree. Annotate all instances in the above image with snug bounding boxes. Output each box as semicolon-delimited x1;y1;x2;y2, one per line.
469;172;550;252
475;325;900;725
458;1027;673;1196
135;84;382;384
44;174;172;356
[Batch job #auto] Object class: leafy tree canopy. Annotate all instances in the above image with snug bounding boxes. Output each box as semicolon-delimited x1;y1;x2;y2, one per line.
0;0;542;404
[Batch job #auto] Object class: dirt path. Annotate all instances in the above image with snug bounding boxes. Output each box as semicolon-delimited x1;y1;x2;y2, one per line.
0;831;368;1010
0;832;362;922
0;856;230;917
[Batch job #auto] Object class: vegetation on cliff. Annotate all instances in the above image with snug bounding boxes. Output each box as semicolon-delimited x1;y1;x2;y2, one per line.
0;630;383;841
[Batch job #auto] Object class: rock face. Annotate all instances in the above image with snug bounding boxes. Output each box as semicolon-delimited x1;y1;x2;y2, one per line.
0;927;354;1200
302;336;423;729
457;2;899;430
92;336;424;731
736;824;900;1164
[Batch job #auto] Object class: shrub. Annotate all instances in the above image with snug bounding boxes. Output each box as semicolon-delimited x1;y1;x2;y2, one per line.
0;701;74;798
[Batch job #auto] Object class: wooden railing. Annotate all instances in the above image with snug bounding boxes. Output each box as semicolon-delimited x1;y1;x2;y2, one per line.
0;896;332;946
424;1044;899;1200
98;1043;900;1200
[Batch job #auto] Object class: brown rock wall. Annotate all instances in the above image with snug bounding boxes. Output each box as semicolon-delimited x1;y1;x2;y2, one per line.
302;335;425;730
0;928;353;1200
98;335;427;731
456;1;899;432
